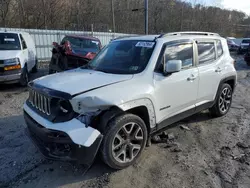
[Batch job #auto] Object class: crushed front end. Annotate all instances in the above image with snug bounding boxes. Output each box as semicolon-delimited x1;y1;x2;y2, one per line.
23;85;103;165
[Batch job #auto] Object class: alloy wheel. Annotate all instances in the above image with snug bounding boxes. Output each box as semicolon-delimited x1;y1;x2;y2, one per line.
112;122;144;163
219;87;232;113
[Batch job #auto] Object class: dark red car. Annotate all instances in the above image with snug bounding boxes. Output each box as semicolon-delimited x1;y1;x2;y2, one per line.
49;35;101;74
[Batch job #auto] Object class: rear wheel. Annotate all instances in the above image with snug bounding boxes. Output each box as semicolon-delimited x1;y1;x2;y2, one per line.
210;83;233;117
100;114;147;169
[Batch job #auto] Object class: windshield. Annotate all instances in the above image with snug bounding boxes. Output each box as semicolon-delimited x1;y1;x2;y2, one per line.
86;40;155;74
0;33;21;50
62;36;100;53
242;39;250;44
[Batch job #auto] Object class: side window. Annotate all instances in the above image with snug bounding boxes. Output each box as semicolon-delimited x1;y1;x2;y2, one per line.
164;43;193;70
20;35;27;49
197;42;216;65
216;40;223;58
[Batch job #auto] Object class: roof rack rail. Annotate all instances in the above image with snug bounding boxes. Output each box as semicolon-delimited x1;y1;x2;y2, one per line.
159;31;220;38
111;35;140;41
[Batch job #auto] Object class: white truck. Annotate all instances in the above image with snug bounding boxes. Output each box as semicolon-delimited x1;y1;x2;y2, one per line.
0;31;37;85
24;32;237;169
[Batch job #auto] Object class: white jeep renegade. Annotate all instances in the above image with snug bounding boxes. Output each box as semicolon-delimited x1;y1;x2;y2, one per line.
23;32;237;169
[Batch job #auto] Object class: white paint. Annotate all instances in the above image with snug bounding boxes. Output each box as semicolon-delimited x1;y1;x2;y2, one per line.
23;103;100;147
34;69;133;95
24;32;237;142
0;31;36;72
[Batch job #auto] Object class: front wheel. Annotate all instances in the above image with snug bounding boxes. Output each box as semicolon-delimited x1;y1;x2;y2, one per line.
19;66;29;86
100;114;148;169
210;83;233;117
31;59;38;73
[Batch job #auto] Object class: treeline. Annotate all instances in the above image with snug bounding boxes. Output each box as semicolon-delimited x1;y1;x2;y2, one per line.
0;0;250;37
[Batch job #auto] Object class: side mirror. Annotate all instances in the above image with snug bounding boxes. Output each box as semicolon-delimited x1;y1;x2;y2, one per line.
164;60;182;75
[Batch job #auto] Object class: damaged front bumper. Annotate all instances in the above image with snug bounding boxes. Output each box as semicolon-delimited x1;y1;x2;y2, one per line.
23;104;103;164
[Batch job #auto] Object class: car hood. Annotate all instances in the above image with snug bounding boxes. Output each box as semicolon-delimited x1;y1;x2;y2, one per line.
0;50;21;60
32;69;133;96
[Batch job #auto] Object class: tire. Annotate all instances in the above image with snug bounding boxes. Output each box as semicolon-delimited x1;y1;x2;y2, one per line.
209;83;233;117
100;113;148;170
19;66;29;86
31;59;38;73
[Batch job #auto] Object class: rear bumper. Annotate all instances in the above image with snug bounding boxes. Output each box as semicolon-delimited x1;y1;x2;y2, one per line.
23;104;103;164
0;72;21;83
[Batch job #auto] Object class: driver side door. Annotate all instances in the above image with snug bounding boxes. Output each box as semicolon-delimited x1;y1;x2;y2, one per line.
153;40;199;126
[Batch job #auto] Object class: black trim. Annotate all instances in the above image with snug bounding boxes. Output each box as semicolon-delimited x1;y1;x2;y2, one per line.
151;102;214;136
29;82;73;100
160;105;171;111
218;75;237;93
24;111;103;165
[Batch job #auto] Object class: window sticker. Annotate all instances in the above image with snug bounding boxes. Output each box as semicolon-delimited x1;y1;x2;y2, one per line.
4;38;15;42
135;41;155;48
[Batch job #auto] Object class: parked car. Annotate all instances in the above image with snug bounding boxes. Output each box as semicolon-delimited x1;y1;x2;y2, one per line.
227;39;239;51
24;32;237;170
238;38;250;54
244;44;250;66
0;31;37;85
49;35;101;74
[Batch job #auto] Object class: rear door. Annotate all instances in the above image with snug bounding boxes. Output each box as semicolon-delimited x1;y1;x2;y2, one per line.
196;39;223;106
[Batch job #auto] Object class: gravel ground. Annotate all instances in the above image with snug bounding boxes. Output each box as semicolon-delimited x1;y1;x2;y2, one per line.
1;55;250;188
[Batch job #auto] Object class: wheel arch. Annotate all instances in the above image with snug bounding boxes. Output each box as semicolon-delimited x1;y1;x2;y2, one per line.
96;99;156;134
213;75;236;103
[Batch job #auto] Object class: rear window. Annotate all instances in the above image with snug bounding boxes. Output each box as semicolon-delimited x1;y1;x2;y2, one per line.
197;42;216;65
0;33;21;50
242;39;250;43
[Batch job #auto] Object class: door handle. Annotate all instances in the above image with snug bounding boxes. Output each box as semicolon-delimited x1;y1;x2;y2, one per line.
187;74;197;81
215;67;222;73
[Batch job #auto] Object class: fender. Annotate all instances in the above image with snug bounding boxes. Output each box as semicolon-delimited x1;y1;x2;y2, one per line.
119;98;156;128
212;75;237;106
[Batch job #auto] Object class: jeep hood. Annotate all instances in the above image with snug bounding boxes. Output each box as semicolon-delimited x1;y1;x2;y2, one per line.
32;69;133;96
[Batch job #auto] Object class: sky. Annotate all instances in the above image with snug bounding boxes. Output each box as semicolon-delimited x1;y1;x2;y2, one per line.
185;0;250;15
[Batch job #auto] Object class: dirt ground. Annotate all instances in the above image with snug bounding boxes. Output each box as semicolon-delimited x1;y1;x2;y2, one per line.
1;55;250;188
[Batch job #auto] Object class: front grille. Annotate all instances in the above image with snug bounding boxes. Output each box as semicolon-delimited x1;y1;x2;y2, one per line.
29;89;51;115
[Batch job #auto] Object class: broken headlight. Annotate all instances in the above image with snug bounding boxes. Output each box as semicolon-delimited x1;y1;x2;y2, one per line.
53;99;75;123
76;111;101;127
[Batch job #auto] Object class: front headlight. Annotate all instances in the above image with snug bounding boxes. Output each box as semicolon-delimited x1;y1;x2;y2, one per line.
4;58;20;65
53;99;75;123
